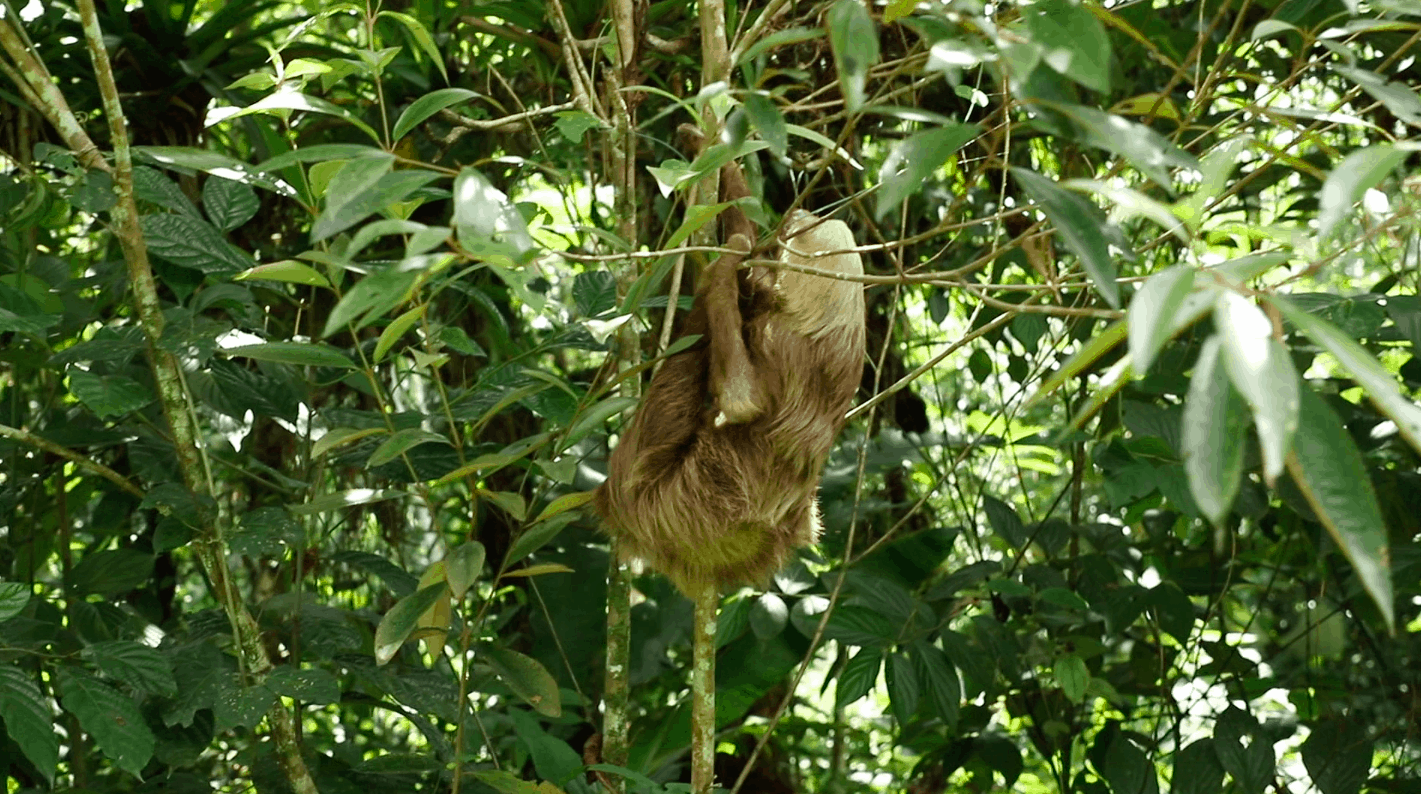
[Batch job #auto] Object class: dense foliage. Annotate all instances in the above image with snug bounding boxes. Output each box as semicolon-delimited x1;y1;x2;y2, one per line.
1;0;1419;792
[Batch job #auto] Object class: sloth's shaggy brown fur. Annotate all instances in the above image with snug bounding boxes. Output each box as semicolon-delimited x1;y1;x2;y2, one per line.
595;164;865;594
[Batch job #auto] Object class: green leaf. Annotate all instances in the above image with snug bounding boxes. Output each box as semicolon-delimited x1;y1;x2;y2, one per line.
554;110;602;143
1054;654;1087;703
1333;66;1421;127
503;513;577;566
202;177;259;232
562;396;638;449
827;0;880;113
67;370;152;419
483;645;561;717
1037;587;1089;611
141;213;257;274
1215;292;1299;484
375;583;448;665
0;666;58;784
446;541;486;601
743;93;788;156
1128;266;1195;374
69;549;153;598
0;581;31;621
737;26;824;64
532;490;596;523
453;168;535;260
234;260;332;287
214;681;276;732
1053;104;1197;192
1012;168;1121;308
912;642;961;728
1213;710;1274;794
265;667;341;705
1287;388;1394;631
1102;736;1155;794
1182;335;1248;525
83;641;177;697
312;170;441;241
368;429;450;468
1302;719;1373;794
1273;295;1421;457
322;268;418;337
982;495;1028;547
1173;739;1225;794
58;671;154;777
875;124;978;220
1023;0;1112;93
224;341;357;369
886;651;920;723
750;593;789;639
222;90;380;143
378;10;449;82
835;647;882;708
374;305;426;363
1317;144;1408;239
133;166;200;217
292;488;406;515
824;606;898;646
1148;583;1195;645
392;88;479;142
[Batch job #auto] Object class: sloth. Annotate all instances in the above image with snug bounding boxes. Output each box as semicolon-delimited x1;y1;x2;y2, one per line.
595;162;866;594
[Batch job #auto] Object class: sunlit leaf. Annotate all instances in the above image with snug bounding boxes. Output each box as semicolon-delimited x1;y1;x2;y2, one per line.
1215;292;1298;484
1182;336;1248;526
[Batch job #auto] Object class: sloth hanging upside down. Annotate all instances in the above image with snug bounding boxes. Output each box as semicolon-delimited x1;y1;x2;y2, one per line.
594;162;866;595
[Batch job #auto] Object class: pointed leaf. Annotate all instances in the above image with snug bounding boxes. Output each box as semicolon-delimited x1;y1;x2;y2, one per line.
374;583;448;665
828;0;880;113
912;642;961;727
1013;168;1121;308
1023;0;1112;93
1287;388;1394;631
446;541;487;601
750;593;789;639
876;124;979;219
1055;654;1087;703
1215;292;1299;484
225;341;357;369
483;646;562;717
1182;335;1248;525
202;177;259;232
1318;144;1407;239
58;671;154;777
392;88;479;143
0;666;58;784
836;647;882;708
82;641;177;697
1129;266;1195;374
234;260;332;287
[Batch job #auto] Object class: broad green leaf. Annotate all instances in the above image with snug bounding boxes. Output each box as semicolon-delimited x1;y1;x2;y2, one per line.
1182;336;1248;525
1272;296;1421;456
1129;266;1195;374
202;177;259;232
1149;583;1195;645
375;305;426;363
561;396;638;449
141;213;256;274
133;166;201;217
1287;388;1394;631
374;583;448;665
312;427;385;458
0;581;29;621
533;490;596;523
312;170;440;241
214;682;277;732
265;667;340;705
391;88;479;142
1318;144;1407;239
1213;711;1274;794
824;606;898;646
378;10;449;82
1302;719;1373;794
1012;168;1121;308
1054;654;1087;703
218;89;380;143
750;593;789;639
500;563;574;579
82;641;177;697
912;642;961;727
483;646;561;717
1065;180;1189;241
828;0;880;113
1175;136;1252;225
1038;587;1090;611
0;666;58;784
453;168;535;260
69;549;153;597
446;541;487;601
737;26;824;64
478;489;528;521
255;144;386;174
982;494;1028;547
886;652;920;723
875;124;979;220
884;0;916;22
291;488;406;515
503;513;577;565
234;260;331;287
1029;320;1127;404
1102;736;1155;794
1215;292;1299;484
743;93;788;156
58;671;154;777
368;429;450;468
225;341;357;369
1333;66;1421;126
1022;0;1112;93
1173;739;1225;794
554;110;602;143
1048;103;1197;191
835;647;882;708
322;268;418;337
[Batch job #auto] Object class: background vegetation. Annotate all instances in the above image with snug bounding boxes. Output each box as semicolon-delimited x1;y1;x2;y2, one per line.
1;0;1419;791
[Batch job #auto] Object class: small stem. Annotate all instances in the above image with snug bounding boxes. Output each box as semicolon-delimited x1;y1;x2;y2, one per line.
691;582;719;794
